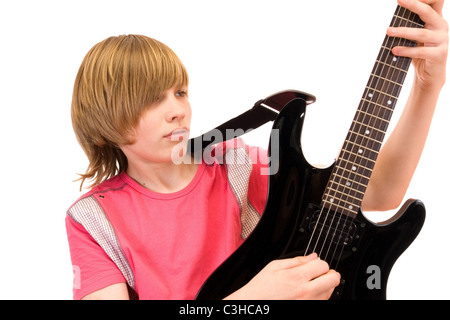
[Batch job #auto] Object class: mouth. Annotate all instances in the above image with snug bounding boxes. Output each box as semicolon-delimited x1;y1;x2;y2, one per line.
164;128;190;142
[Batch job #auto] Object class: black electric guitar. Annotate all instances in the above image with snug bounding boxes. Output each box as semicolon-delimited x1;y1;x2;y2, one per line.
197;5;426;300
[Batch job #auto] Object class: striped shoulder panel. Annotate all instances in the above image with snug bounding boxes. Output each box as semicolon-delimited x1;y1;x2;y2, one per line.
67;196;136;292
225;146;261;239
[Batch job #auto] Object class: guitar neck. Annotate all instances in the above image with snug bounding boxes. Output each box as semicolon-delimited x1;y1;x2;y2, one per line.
322;5;424;218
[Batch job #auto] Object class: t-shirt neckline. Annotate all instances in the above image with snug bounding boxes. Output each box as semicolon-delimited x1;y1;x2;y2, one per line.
119;162;206;200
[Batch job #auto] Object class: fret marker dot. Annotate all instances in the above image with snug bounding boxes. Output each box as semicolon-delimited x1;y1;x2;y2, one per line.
393;57;397;62
388;100;392;105
368;93;373;98
365;130;370;135
358;149;363;154
330;198;334;203
352;166;357;171
346;182;351;186
349;205;354;210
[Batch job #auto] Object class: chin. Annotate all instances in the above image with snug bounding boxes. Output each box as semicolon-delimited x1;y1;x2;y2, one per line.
167;141;189;165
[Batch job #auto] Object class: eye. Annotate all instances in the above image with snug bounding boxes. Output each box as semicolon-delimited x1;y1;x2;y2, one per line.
176;90;188;98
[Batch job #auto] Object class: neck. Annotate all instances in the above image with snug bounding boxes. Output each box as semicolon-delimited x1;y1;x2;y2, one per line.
126;157;198;193
321;5;423;218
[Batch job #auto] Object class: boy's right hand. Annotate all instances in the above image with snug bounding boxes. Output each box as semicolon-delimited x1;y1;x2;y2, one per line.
224;253;341;300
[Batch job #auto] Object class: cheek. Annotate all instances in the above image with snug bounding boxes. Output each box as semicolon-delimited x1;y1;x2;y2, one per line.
186;105;193;124
134;111;160;137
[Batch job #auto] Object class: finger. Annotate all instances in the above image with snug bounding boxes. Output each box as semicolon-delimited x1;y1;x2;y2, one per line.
293;258;331;281
398;0;444;27
270;253;318;270
392;43;447;61
416;0;444;16
307;270;341;299
387;27;447;46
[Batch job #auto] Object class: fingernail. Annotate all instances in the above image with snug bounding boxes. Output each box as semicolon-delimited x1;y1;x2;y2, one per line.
387;27;397;35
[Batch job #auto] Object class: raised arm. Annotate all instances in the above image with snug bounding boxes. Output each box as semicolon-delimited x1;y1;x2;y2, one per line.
363;0;448;211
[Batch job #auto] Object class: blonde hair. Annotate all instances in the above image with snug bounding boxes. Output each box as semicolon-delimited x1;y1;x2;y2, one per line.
71;34;189;189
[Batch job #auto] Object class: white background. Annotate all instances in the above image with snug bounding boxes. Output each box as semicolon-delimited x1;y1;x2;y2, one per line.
0;0;448;299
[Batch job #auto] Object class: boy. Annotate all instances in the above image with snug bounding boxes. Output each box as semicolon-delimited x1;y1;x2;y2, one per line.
67;0;447;299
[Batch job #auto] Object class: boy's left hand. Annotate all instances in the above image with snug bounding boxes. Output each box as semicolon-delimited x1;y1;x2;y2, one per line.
387;0;448;89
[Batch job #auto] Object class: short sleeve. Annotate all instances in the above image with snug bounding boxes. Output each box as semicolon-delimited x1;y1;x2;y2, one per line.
65;215;126;299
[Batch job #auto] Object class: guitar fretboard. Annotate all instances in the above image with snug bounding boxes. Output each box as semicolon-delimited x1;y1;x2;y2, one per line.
322;5;424;218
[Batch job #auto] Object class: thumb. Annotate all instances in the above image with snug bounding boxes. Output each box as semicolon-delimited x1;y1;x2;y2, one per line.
273;252;319;270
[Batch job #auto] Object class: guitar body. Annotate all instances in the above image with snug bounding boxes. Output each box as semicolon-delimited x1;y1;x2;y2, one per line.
196;96;425;300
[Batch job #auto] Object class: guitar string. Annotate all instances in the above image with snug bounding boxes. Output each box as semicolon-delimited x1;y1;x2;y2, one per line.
319;23;397;262
308;6;404;260
328;7;420;269
305;6;421;266
325;6;407;262
308;5;420;260
329;6;417;266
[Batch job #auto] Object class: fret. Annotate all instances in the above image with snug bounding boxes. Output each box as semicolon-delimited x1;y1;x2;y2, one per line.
352;119;386;135
340;147;377;164
328;174;368;190
322;199;359;218
326;180;366;196
321;5;423;219
348;129;384;145
323;197;360;209
372;62;408;85
380;45;396;52
370;73;404;87
364;86;398;100
373;55;408;75
378;45;400;56
347;119;386;137
392;15;424;28
323;196;360;211
336;158;374;176
325;186;364;202
354;113;391;134
341;140;380;157
324;175;368;205
357;107;394;133
332;162;375;183
366;75;402;97
377;47;409;69
350;127;384;145
356;110;390;124
323;198;362;215
342;140;382;158
384;36;418;51
363;88;399;110
375;59;409;74
361;98;395;112
351;115;390;137
391;13;424;28
379;45;414;66
331;166;372;182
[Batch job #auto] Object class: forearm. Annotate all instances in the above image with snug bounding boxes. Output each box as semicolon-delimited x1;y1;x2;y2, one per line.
362;81;442;211
361;0;448;211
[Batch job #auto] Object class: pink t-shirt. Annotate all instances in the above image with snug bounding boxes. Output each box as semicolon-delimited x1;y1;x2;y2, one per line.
66;141;268;299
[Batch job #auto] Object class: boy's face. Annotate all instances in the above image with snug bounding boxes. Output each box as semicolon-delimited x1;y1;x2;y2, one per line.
120;85;191;165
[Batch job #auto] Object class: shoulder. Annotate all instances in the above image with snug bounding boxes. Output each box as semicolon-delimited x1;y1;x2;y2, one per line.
67;173;128;219
203;138;267;167
207;138;268;204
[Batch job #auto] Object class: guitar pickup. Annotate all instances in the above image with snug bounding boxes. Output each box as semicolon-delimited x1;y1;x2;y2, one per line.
308;210;357;246
300;203;361;248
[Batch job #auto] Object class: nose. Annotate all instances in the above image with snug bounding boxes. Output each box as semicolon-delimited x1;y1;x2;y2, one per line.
166;104;186;123
165;98;188;123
